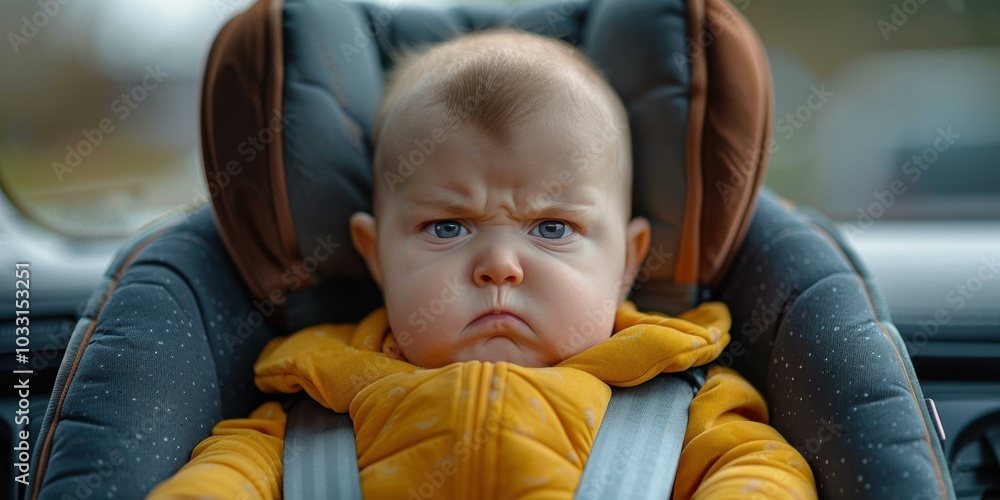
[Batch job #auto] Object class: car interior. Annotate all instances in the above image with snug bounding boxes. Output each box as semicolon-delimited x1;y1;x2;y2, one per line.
1;0;998;498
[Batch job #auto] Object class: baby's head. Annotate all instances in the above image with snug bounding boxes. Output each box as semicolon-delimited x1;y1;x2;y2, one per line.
351;30;650;368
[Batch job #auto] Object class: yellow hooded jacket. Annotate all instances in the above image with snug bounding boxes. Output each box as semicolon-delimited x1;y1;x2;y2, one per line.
149;302;815;499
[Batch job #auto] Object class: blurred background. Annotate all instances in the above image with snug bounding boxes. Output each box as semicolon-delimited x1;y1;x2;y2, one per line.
1;0;998;239
2;2;999;495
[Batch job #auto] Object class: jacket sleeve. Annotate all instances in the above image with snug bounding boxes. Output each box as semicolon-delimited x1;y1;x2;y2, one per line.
673;366;817;500
147;401;287;500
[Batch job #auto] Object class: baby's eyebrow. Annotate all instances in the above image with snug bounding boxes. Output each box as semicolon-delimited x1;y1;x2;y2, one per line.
526;202;594;217
409;196;472;213
409;196;596;220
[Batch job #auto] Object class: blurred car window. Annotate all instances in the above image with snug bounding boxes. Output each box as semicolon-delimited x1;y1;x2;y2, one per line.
0;0;252;238
741;0;1000;223
1;0;998;239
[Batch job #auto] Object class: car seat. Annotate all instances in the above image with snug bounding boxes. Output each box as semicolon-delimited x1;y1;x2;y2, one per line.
27;0;955;498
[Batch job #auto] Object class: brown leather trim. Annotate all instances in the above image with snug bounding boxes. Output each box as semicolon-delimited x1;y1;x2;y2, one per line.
202;0;300;311
266;0;299;268
803;217;949;498
677;0;708;284
699;0;773;286
202;1;273;302
32;231;168;499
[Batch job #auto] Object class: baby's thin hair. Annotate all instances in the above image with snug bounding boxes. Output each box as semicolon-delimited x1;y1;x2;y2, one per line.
433;46;558;142
371;29;632;216
374;29;616;151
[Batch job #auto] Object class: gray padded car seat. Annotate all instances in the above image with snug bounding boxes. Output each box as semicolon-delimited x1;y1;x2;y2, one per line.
28;0;954;498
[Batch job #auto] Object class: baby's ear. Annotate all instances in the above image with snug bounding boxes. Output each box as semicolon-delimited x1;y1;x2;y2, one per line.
350;212;383;288
621;216;651;301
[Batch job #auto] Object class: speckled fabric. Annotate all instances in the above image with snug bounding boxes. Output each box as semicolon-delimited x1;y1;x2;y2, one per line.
29;207;278;498
716;190;953;498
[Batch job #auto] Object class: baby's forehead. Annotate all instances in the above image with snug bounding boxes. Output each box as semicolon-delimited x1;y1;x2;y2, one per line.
381;118;626;210
374;30;632;208
382;32;621;135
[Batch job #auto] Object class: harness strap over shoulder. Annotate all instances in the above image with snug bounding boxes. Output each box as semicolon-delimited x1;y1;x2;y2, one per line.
284;397;362;499
575;369;705;500
283;370;705;499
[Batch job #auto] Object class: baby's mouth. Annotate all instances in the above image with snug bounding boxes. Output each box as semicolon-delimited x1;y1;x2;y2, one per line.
467;310;530;335
470;311;523;326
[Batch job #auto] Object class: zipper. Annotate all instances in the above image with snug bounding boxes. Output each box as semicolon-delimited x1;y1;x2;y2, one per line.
462;361;501;499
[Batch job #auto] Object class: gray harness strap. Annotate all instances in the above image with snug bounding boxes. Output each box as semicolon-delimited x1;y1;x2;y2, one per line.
575;371;704;500
283;370;704;499
284;398;362;499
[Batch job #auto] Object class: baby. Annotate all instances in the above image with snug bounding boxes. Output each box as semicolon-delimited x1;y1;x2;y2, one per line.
351;29;650;368
150;30;816;499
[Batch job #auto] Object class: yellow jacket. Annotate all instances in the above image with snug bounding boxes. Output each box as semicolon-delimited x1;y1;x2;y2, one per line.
149;302;815;499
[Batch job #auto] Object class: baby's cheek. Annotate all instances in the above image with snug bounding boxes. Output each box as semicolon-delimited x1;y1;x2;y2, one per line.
549;297;617;359
399;336;452;368
391;314;463;367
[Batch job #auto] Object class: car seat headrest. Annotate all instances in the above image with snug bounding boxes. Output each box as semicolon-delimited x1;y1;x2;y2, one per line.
200;0;772;328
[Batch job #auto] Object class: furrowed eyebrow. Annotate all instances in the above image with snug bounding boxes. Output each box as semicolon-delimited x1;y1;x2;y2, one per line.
410;197;473;213
530;202;594;216
518;199;599;224
409;196;596;219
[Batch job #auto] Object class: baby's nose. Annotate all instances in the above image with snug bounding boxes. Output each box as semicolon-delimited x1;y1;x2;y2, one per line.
473;245;523;287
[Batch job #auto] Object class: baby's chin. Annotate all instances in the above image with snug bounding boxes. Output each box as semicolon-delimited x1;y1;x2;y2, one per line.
450;336;552;368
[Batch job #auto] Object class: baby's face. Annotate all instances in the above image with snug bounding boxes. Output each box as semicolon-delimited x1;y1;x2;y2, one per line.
352;112;649;368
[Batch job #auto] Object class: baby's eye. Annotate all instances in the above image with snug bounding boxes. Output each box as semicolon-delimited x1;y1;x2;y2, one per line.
529;220;573;239
427;220;470;239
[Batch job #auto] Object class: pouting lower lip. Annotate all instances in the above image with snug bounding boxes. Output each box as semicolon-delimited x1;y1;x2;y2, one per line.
464;313;537;348
471;312;524;325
